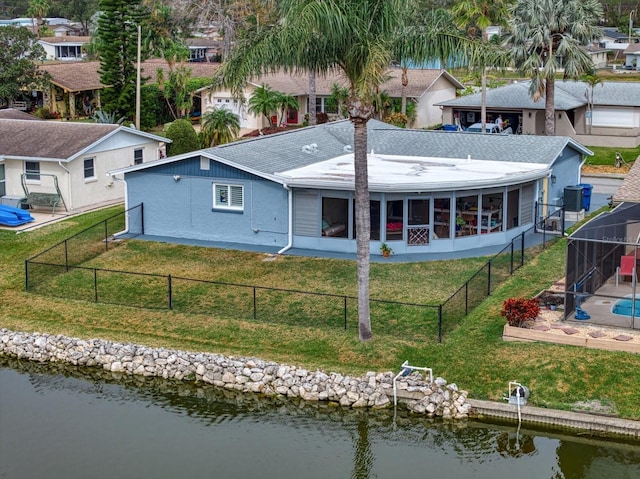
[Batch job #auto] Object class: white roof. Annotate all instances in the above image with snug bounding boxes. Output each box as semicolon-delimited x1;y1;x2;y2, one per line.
275;152;549;192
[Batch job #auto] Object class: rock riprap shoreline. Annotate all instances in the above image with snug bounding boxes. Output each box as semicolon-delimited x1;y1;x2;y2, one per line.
0;329;471;418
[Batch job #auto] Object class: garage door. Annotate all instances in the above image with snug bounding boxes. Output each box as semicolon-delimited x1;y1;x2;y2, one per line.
592;107;637;128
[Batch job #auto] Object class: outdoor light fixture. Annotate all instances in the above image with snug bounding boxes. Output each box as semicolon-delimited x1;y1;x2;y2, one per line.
550;175;557;184
528;112;531;118
173;175;181;182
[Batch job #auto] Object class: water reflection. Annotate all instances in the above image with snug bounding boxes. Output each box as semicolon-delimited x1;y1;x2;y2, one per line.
2;357;640;479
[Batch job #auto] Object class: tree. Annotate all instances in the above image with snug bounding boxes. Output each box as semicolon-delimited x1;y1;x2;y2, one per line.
165;119;200;156
27;0;49;38
217;0;475;340
505;0;603;136
96;0;148;120
274;91;298;126
452;0;512;131
0;27;49;107
247;84;279;127
582;71;602;135
326;83;349;119
200;107;241;147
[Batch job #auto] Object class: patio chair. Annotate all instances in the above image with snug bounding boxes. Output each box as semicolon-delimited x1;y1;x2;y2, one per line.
616;255;636;287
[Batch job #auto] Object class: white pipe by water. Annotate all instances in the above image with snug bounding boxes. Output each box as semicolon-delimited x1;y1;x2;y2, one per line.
393;360;433;407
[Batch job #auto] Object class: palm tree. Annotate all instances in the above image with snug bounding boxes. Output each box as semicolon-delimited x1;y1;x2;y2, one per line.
582;71;602;135
505;0;603;136
27;0;49;38
216;0;476;340
200;107;241;147
247;84;279;127
275;91;299;126
452;0;512;132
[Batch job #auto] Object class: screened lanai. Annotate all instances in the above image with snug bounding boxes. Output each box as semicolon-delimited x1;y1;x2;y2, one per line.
565;202;640;330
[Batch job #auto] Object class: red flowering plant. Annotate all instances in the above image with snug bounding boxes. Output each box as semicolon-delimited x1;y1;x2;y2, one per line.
501;298;540;327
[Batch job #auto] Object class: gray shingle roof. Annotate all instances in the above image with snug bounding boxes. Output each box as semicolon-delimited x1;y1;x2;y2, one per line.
436;82;585;110
556;81;640;107
438;80;640;110
115;120;591;181
200;120;590;177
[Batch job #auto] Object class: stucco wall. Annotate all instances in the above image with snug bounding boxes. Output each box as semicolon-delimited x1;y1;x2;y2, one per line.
415;76;456;128
125;171;289;246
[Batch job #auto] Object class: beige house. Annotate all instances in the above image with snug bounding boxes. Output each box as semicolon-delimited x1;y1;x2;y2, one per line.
197;68;464;131
0;116;169;211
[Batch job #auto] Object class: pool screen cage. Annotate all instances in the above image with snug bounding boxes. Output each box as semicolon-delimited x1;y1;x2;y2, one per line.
565;202;640;329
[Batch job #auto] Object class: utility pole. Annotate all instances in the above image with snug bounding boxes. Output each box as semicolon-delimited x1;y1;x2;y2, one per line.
135;23;141;129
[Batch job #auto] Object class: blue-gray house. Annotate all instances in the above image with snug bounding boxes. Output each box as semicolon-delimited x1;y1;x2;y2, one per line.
109;120;592;256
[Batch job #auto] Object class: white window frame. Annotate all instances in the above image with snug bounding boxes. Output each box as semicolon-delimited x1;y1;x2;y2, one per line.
83;157;96;181
213;183;244;211
133;148;143;165
24;161;40;182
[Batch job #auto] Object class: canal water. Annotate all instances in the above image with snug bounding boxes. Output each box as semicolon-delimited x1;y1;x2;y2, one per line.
2;358;640;479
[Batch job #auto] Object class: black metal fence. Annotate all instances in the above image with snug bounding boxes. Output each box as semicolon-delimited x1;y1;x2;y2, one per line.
25;203;561;343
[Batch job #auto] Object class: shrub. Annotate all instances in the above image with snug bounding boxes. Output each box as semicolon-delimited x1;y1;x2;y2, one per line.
165;119;200;156
501;298;540;327
34;107;60;120
316;112;329;124
385;112;409;128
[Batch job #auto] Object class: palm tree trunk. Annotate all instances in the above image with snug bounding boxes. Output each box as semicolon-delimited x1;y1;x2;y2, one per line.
545;76;555;136
353;116;372;341
308;71;317;125
401;67;408;115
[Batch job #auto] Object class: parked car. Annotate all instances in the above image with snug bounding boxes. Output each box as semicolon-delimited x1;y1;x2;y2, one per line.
465;122;512;134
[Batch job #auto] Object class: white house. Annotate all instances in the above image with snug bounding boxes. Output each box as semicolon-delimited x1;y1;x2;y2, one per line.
0;117;169;212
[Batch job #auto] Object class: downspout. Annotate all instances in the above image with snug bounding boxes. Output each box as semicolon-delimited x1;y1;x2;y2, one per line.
277;183;293;255
109;173;130;236
58;160;72;210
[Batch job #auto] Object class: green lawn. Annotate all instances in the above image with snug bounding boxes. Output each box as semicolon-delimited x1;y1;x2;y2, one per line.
3;206;640;420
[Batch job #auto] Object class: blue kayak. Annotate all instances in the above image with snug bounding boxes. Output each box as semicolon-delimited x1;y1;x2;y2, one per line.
0;204;35;226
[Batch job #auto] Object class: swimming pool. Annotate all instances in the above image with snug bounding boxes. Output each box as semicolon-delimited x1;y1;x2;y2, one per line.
611;295;640;318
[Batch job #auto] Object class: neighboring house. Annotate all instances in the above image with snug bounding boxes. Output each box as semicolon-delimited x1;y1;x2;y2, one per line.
108;120;591;257
584;44;609;69
197;68;464;131
185;38;222;63
38;60;220;119
437;80;640;147
623;43;640;70
0;120;169;211
38;36;90;61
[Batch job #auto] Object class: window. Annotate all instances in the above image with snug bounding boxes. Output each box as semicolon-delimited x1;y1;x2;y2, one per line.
200;157;210;170
0;164;5;197
134;148;143;165
25;161;40;181
83;158;95;179
213;184;244;211
321;197;348;238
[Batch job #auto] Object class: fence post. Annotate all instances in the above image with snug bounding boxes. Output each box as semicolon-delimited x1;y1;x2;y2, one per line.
561;206;566;237
253;287;257;320
487;261;492;295
24;260;29;291
64;240;69;272
510;241;514;274
521;233;525;267
168;274;172;310
344;296;347;330
104;220;109;251
465;282;469;315
94;268;98;302
438;304;443;343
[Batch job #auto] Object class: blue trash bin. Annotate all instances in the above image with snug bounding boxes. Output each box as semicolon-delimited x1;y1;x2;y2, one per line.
577;183;593;211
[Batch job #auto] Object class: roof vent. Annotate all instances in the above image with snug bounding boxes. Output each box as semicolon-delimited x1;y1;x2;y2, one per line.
302;143;318;153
